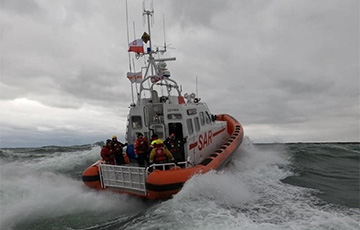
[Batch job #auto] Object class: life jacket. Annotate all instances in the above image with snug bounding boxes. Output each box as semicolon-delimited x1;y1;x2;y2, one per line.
154;147;167;163
165;138;179;153
112;141;123;154
149;137;158;151
100;146;115;164
135;137;148;154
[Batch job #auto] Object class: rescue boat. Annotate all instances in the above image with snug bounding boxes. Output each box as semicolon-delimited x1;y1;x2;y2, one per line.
82;6;244;200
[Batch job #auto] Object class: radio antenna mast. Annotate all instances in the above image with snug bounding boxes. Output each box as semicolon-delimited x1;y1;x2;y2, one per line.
163;14;167;52
125;0;135;105
125;0;132;72
143;3;154;52
196;75;198;97
133;21;136;40
143;0;154;75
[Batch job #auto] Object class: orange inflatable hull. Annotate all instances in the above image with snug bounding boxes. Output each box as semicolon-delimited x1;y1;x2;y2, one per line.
145;114;243;199
82;114;244;199
82;160;103;190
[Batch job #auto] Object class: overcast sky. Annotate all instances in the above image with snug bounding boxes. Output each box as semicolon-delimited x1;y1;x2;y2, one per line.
0;0;359;147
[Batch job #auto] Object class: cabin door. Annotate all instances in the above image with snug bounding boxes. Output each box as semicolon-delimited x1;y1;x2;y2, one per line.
168;123;185;162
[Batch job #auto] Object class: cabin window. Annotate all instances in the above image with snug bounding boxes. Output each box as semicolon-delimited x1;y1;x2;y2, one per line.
167;113;182;120
131;116;142;129
205;112;211;124
186;118;194;135
199;112;205;126
151;124;164;139
194;117;200;132
187;109;197;115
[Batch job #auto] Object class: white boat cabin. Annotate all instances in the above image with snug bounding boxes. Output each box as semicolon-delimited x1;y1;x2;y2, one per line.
125;60;229;167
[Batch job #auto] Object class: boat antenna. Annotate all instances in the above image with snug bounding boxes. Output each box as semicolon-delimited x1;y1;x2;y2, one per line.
125;0;135;105
125;0;132;72
151;0;155;26
196;75;198;97
142;1;155;77
142;1;146;26
143;0;154;53
133;21;136;40
132;58;139;95
162;14;167;53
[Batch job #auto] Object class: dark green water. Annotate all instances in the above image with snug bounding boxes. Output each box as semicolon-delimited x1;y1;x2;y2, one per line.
282;143;359;208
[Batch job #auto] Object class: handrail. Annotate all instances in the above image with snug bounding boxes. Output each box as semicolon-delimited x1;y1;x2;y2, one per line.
146;161;188;174
98;163;147;194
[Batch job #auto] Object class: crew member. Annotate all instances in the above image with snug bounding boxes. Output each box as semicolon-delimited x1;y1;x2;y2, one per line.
164;133;186;162
134;133;148;167
112;135;127;165
101;139;115;165
148;133;159;163
149;139;174;165
149;133;159;151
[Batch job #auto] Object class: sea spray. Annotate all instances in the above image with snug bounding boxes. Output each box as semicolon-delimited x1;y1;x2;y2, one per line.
0;141;359;230
118;140;360;230
0;146;146;229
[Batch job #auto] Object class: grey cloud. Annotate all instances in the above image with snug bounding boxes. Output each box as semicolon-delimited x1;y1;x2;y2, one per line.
60;69;130;104
1;0;41;15
0;0;358;147
277;78;333;95
164;0;230;28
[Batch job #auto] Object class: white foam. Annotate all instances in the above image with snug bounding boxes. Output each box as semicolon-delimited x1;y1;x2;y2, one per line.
124;138;360;230
1;139;359;229
27;146;101;172
0;148;146;229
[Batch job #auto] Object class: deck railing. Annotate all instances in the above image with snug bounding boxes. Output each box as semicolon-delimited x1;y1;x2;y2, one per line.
98;161;189;195
99;164;147;194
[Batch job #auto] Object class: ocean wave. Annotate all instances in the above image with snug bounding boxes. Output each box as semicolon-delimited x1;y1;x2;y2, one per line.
1;140;359;229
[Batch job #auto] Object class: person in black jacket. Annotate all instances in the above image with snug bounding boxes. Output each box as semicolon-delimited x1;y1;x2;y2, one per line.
164;133;186;162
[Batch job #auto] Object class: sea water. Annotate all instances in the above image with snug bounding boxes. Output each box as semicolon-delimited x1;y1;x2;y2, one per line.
0;140;359;230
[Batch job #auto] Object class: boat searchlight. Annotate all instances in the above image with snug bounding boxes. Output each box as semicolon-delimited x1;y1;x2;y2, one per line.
184;93;198;103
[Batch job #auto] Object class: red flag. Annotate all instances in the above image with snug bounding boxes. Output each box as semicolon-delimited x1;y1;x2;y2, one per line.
128;39;144;53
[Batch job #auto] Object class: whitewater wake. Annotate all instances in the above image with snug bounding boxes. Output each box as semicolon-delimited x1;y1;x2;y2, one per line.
1;139;359;230
0;146;147;229
120;139;360;230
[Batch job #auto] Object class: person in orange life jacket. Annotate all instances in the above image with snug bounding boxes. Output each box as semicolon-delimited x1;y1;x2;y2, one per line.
149;139;174;164
134;133;148;167
112;135;127;165
149;133;159;151
101;139;115;165
147;133;159;162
